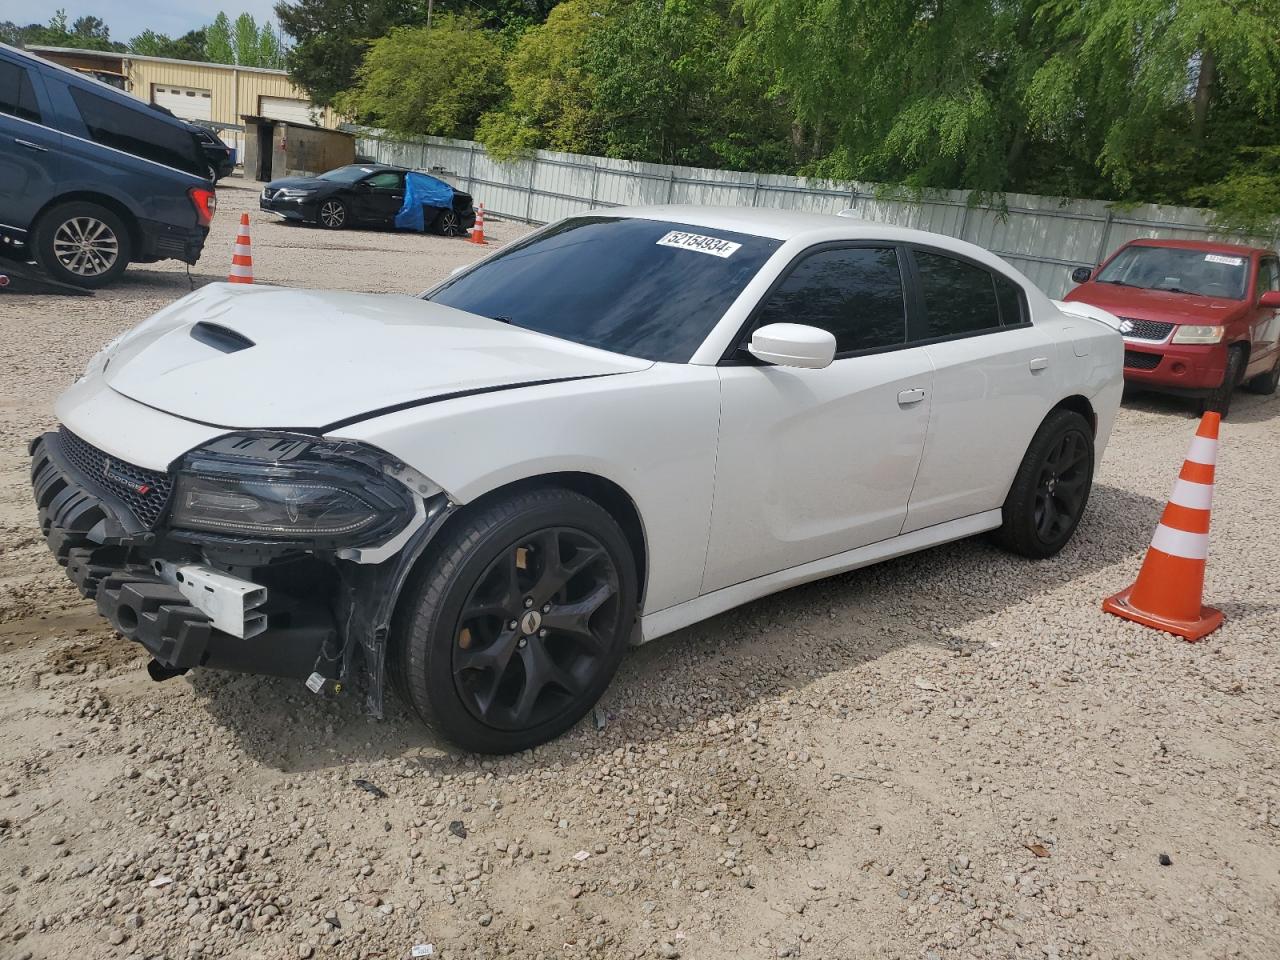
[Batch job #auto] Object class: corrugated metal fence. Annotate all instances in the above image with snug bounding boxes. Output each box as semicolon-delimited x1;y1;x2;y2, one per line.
353;129;1274;299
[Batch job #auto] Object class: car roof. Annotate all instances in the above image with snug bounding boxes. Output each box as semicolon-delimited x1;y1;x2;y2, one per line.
1124;237;1273;258
3;41;198;137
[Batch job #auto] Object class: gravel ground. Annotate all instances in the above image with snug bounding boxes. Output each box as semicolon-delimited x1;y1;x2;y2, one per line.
0;179;1277;960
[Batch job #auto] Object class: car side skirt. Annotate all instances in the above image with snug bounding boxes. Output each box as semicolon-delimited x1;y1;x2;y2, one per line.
638;508;1003;643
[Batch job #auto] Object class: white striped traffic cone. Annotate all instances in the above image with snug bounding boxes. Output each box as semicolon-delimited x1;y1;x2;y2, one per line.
228;213;253;283
1102;411;1224;641
468;203;487;245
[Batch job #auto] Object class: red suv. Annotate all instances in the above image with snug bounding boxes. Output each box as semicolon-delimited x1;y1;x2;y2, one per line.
1064;239;1280;416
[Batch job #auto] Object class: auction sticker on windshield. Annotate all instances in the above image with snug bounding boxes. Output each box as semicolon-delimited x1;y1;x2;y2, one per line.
1205;254;1244;266
656;231;742;258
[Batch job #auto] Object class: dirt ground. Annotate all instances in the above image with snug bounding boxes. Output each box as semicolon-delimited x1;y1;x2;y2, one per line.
0;179;1277;960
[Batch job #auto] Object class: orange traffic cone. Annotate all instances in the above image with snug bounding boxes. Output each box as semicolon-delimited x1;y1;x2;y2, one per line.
468;203;487;245
228;213;253;283
1102;411;1224;641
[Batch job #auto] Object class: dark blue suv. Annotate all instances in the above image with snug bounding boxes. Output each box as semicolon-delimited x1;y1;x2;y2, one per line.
0;44;216;289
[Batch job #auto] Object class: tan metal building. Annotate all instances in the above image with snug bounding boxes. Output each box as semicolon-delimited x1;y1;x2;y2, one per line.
28;46;339;163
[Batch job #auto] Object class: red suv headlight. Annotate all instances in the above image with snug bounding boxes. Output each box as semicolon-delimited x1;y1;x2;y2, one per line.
189;187;217;227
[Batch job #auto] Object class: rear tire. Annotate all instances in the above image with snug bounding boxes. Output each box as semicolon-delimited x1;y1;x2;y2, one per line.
33;201;132;289
432;208;464;237
392;487;637;753
993;409;1095;559
1245;354;1279;395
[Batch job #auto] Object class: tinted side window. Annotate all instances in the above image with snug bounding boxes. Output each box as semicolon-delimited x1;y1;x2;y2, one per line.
68;86;203;175
0;61;42;124
1257;258;1280;295
366;171;403;189
914;251;1001;338
754;247;906;354
994;274;1026;326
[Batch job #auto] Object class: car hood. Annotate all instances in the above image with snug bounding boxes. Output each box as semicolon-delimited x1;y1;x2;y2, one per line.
1064;283;1245;324
265;176;329;191
102;283;652;430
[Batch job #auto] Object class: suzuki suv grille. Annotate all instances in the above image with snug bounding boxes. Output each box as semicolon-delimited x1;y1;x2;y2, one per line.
1118;317;1175;342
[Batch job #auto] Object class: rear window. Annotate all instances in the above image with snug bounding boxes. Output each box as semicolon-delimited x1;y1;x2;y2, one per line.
68;86;204;176
427;217;782;362
0;61;42;124
1095;245;1249;300
914;251;1002;338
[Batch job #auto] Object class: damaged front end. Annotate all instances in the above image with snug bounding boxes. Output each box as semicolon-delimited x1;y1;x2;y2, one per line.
31;428;454;714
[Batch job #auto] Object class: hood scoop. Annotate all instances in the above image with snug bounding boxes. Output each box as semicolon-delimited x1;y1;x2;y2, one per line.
191;321;255;353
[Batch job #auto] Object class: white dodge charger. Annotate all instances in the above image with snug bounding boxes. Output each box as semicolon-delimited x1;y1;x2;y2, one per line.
32;207;1123;752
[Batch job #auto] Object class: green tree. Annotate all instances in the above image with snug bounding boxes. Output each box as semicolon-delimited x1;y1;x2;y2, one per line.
336;16;504;137
14;9;125;51
275;0;427;107
205;12;235;63
476;0;614;159
589;0;791;169
128;28;207;59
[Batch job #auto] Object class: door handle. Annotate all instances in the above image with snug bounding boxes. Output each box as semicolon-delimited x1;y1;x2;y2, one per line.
1029;356;1050;372
897;388;926;405
14;138;48;152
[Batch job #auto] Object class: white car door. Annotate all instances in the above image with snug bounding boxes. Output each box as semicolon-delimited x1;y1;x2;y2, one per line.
900;247;1058;533
701;244;934;594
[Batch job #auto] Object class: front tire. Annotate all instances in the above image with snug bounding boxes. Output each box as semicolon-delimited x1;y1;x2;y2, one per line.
317;198;348;229
393;487;638;753
994;409;1095;559
33;202;132;289
1201;346;1246;418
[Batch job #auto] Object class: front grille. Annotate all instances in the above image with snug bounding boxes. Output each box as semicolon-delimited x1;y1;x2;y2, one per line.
1119;317;1175;342
58;428;173;528
1124;350;1162;371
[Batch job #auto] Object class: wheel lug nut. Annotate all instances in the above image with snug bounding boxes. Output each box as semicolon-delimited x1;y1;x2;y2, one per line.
538;628;547;638
542;603;551;613
508;620;518;630
524;597;534;608
517;637;527;648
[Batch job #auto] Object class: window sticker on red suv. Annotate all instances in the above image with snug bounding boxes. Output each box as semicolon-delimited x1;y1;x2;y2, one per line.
1205;254;1244;266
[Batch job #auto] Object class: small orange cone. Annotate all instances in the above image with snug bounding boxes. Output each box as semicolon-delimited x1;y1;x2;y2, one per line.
228;213;253;283
468;203;487;245
1103;411;1224;641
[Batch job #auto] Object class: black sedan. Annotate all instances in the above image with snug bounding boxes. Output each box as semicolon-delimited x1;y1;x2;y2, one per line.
259;164;476;235
192;126;235;181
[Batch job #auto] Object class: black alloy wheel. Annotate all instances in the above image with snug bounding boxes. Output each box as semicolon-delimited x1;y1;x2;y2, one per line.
453;527;621;731
318;198;347;229
1033;429;1091;544
394;487;637;753
433;208;464;237
994;408;1095;559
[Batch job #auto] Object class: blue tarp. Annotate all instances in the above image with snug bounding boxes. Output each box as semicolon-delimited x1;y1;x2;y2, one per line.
394;172;457;231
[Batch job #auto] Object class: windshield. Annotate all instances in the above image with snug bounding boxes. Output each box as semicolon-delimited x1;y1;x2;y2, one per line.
316;165;384;183
1095;246;1249;300
426;216;781;362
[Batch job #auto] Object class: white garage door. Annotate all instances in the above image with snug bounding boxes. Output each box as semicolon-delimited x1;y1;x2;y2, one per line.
151;84;212;121
259;96;315;125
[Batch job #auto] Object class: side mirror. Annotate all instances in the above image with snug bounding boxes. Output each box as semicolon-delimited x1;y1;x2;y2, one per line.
748;323;836;369
1071;266;1093;284
1259;290;1280;308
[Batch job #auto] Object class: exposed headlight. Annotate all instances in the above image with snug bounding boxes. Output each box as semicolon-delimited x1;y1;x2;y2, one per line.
278;188;316;198
170;434;418;547
1171;325;1225;344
